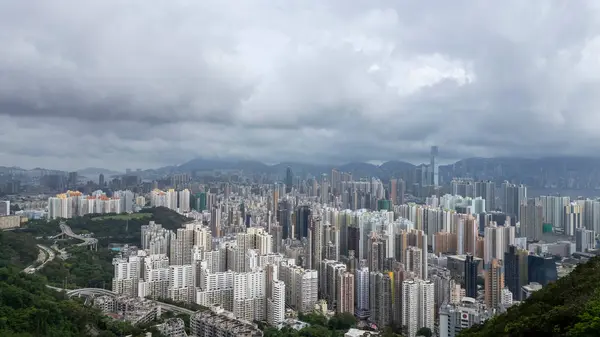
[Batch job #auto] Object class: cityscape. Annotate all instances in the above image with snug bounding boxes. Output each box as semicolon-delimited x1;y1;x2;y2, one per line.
2;1;600;337
1;145;600;337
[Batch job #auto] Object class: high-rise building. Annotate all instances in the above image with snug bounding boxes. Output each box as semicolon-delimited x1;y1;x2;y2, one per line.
484;223;515;264
403;279;435;337
355;266;370;319
430;146;439;186
504;245;529;301
295;205;311;239
484;259;504;310
575;228;595;253
564;203;582;236
474;180;496;211
501;182;527;220
285;167;293;194
538;196;570;231
337;271;355;315
464;254;478;298
520;198;543;241
267;280;285;325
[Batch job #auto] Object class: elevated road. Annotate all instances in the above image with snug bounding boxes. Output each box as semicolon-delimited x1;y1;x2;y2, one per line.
52;222;98;250
48;286;194;316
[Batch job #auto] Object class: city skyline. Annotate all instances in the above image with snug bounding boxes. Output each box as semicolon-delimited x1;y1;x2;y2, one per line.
2;1;600;170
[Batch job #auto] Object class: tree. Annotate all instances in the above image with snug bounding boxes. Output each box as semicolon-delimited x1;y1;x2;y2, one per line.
417;327;432;337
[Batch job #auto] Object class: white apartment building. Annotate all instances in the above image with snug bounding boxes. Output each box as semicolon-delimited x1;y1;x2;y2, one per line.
267;280;285;325
403;279;435;337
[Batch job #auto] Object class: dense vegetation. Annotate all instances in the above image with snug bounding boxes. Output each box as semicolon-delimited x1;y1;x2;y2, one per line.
459;256;600;337
41;246;116;289
0;230;166;336
23;207;192;245
262;312;358;337
0;231;39;269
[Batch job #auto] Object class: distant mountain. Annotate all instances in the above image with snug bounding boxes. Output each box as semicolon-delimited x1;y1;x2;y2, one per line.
77;167;122;177
160;157;416;180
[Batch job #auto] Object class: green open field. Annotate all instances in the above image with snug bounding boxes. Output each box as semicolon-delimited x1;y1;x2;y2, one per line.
91;213;152;221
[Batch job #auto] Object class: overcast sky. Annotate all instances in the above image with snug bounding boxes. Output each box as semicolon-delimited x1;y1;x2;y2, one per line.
1;0;600;171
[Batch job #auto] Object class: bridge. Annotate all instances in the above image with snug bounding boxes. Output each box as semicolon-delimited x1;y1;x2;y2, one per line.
47;286;194;316
51;222;98;251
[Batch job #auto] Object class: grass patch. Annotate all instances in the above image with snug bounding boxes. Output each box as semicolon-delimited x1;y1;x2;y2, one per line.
91;213;152;221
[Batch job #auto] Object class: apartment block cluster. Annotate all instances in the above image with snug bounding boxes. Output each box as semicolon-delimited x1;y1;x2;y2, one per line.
108;162;597;337
47;190;140;219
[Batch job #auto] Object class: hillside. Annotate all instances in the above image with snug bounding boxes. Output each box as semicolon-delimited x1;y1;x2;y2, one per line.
0;232;162;336
459;256;600;337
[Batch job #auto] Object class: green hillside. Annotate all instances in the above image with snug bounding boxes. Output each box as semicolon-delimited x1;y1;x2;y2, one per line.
459;256;600;337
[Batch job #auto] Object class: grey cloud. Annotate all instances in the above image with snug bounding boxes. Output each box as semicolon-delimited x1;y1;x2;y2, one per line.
1;0;600;170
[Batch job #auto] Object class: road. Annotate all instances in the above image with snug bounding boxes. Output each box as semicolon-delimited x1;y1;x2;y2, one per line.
23;244;56;274
57;222;99;248
47;286;195;316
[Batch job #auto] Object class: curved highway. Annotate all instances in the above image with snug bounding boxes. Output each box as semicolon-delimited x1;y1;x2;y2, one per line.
58;222;98;248
48;286;194;316
23;244;56;274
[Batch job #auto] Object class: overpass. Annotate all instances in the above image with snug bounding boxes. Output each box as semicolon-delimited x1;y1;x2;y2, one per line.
48;286;194;316
51;222;98;251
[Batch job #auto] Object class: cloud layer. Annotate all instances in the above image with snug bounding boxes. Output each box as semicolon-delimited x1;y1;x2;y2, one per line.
1;0;600;170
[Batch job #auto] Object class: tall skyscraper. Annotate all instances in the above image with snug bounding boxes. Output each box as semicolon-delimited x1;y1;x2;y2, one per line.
575;228;595;253
430;146;439;186
285;167;293;194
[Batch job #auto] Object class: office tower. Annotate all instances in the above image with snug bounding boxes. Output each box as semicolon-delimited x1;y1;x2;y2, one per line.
502;182;527;220
483;223;515;264
484;259;504;310
285;167;293;193
520;198;543;241
178;189;191;212
439;298;491;337
295;205;311;239
98;173;105;187
267;280;285;325
474;180;496;211
403;279;435;337
504;245;529;301
564;203;582;236
527;255;558;286
337;271;355;315
575;228;595;253
464;254;478;298
430;146;439;186
355;266;370;319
